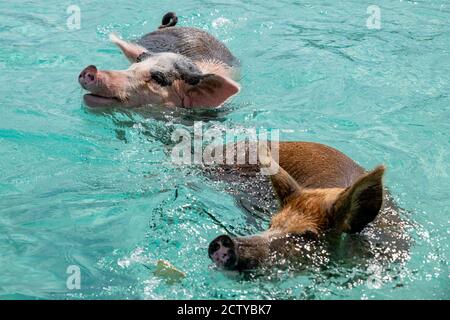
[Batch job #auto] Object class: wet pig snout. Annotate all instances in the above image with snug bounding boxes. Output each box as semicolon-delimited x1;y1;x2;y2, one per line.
79;65;98;89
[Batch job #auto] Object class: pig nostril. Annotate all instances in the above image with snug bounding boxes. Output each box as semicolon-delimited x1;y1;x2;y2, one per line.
88;74;94;81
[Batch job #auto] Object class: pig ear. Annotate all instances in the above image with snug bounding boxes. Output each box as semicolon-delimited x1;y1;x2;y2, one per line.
258;144;302;206
183;74;240;108
333;165;385;233
109;33;148;63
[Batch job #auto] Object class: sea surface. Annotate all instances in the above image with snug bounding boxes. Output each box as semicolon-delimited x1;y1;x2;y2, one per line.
0;0;448;299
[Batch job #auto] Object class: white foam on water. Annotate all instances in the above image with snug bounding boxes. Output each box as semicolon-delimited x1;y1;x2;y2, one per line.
212;17;232;29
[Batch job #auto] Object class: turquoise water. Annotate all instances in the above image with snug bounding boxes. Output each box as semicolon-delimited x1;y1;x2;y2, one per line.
0;0;449;299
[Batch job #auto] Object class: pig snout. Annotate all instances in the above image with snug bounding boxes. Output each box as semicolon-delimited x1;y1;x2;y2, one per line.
78;66;128;108
208;235;238;270
79;65;98;90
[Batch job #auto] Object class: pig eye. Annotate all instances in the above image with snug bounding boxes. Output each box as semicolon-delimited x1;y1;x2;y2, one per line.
301;230;318;241
150;71;173;86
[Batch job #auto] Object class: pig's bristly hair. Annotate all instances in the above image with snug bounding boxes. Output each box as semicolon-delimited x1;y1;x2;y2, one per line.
159;12;178;29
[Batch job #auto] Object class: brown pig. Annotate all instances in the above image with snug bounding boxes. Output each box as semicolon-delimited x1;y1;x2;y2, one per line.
208;142;387;270
79;12;240;109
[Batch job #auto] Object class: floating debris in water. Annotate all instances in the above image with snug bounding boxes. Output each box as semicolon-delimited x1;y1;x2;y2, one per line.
153;260;186;284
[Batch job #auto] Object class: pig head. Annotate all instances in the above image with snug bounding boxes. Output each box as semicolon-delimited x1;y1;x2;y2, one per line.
209;144;386;270
79;33;239;109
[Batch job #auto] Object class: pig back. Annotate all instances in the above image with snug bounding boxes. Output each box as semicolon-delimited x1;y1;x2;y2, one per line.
277;141;365;189
137;27;239;67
